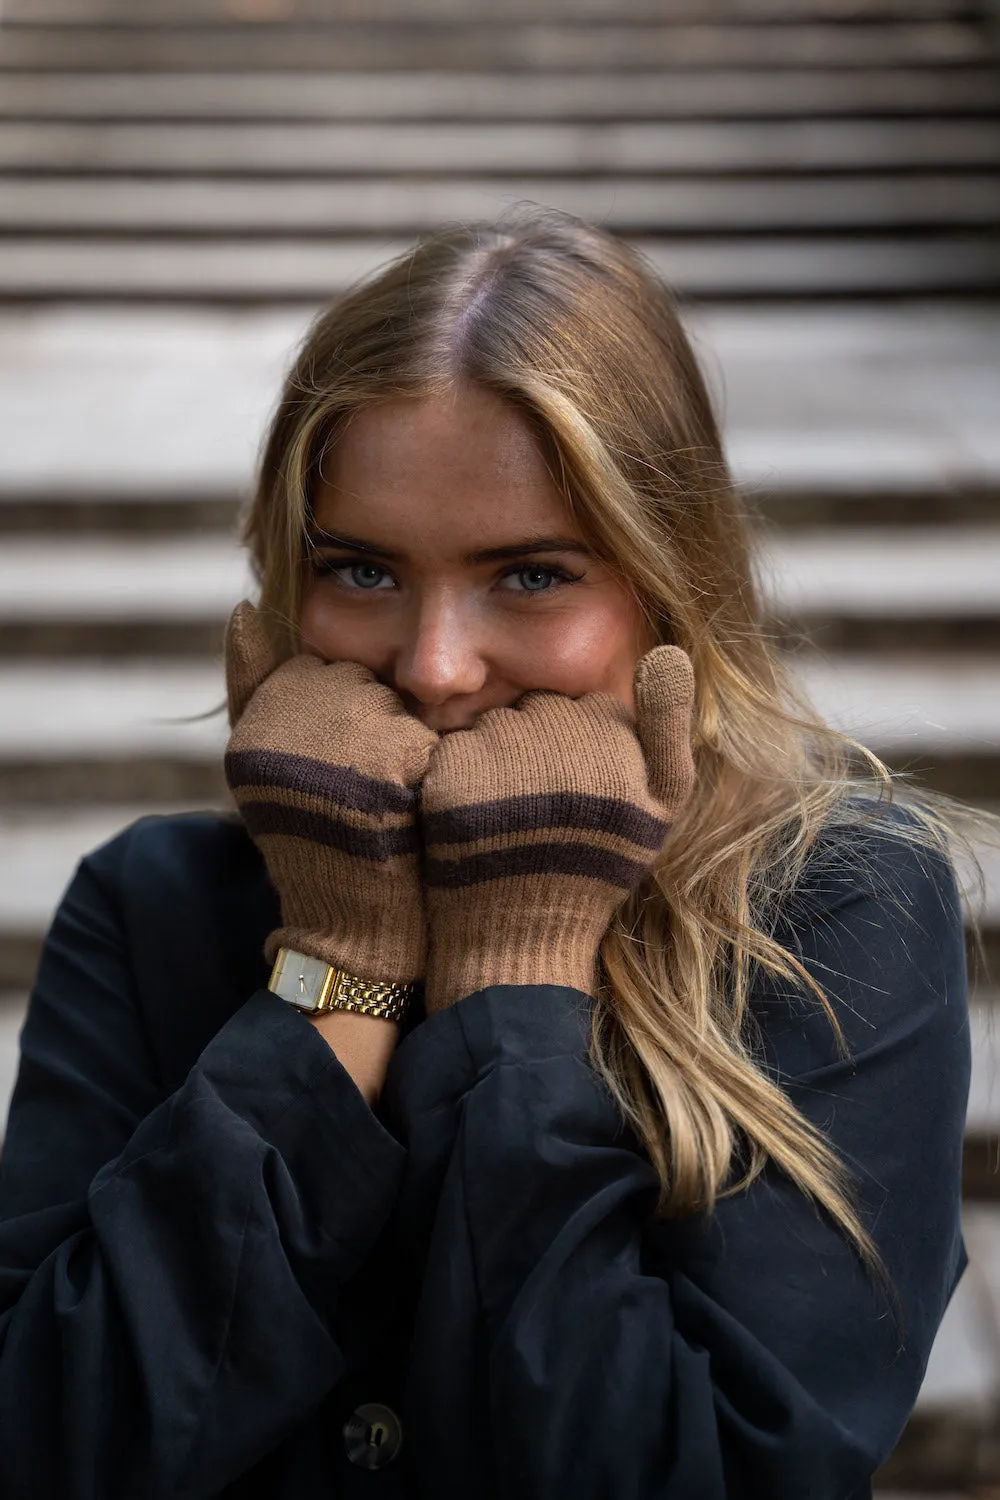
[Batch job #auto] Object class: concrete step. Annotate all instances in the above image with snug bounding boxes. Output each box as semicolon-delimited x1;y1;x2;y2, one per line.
2;748;995;810
914;1203;1000;1410
2;0;976;22
4;177;998;239
762;528;1000;616
0;22;991;72
5;120;999;175
0;805;207;933
0;655;996;761
0;623;233;659
0;495;245;534
0;536;252;619
797;655;1000;754
0;992;26;1134
0;758;231;809
0;662;227;760
758;489;1000;530
2;69;997;120
1;801;996;935
2;235;997;301
9;616;996;660
685;302;1000;491
1;529;998;638
2;176;998;232
0;304;302;495
5;749;997;814
1;967;995;1151
4;489;998;537
968;996;1000;1137
3;305;996;496
774;616;1000;657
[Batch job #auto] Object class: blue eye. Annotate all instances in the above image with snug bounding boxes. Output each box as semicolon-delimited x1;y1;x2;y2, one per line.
310;556;394;591
503;564;582;595
517;566;553;592
348;563;387;590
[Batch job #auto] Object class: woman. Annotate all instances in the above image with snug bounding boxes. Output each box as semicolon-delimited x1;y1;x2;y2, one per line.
0;213;972;1498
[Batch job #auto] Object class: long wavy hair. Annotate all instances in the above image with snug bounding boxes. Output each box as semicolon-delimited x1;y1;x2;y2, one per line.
244;209;980;1266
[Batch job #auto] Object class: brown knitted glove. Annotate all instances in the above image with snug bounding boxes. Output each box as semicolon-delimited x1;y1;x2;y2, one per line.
224;601;438;983
419;646;695;1010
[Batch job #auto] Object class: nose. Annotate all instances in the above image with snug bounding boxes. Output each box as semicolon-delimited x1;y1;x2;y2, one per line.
390;595;488;708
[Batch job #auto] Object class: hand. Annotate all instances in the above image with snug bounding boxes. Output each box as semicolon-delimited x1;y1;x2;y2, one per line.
224;601;438;983
418;646;695;1010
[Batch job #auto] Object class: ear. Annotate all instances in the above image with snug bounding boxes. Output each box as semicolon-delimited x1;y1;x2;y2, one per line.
633;645;696;815
224;601;278;728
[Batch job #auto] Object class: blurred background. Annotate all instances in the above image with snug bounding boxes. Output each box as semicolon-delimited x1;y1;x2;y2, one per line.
0;0;997;1490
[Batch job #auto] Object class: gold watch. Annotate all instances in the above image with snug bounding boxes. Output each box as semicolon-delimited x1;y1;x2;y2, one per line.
268;948;414;1024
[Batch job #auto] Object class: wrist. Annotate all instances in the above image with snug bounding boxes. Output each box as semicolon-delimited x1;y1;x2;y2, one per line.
309;1010;399;1106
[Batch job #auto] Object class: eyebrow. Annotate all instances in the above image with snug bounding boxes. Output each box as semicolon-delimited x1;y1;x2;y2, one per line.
307;528;595;566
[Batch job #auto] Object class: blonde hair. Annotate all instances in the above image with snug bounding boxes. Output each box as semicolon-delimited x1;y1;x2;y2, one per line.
245;210;983;1267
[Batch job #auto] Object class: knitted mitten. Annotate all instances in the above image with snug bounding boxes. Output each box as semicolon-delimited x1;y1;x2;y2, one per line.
419;645;695;1010
224;601;438;983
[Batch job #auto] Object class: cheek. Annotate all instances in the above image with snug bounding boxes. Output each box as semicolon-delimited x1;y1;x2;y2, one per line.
513;599;648;708
298;584;382;669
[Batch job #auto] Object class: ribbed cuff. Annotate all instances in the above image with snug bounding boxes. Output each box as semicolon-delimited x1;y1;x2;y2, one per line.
424;881;610;1011
265;917;426;987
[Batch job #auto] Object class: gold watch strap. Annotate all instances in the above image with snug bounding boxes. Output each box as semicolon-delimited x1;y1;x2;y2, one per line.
268;948;414;1023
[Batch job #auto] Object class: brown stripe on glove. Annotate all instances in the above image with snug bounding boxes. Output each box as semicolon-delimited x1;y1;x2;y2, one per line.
241;802;419;861
226;748;417;816
424;818;668;888
421;790;670;849
423;788;672;891
226;746;419;862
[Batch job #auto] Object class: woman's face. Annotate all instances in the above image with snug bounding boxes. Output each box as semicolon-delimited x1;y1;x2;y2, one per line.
299;384;654;734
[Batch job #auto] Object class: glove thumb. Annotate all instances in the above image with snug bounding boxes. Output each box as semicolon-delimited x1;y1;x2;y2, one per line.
224;601;279;728
633;645;696;817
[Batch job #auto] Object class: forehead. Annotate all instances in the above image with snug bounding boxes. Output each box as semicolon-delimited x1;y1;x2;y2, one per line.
313;388;577;546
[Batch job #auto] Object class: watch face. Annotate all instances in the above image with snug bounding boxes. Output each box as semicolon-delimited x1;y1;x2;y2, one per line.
270;950;335;1011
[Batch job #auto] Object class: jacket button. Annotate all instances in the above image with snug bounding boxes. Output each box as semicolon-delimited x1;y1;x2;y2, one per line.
343;1403;404;1469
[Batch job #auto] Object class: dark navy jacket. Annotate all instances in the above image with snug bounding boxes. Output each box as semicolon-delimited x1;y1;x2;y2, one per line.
0;809;970;1499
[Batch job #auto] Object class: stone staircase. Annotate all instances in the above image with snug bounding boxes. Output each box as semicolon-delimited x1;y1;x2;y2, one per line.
0;0;998;1489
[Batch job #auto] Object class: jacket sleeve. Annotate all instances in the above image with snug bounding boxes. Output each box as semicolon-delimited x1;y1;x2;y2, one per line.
0;832;407;1500
382;828;971;1499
